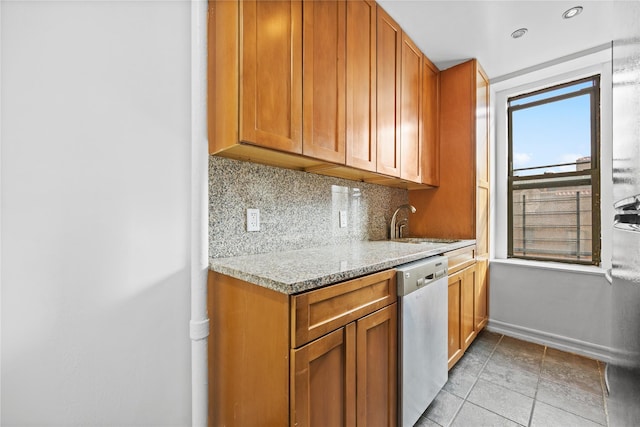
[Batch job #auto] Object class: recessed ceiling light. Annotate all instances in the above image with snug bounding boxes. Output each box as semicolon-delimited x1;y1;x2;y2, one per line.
562;6;583;19
511;28;528;39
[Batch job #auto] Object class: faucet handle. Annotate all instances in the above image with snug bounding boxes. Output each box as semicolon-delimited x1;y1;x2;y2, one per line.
397;218;409;239
398;223;407;239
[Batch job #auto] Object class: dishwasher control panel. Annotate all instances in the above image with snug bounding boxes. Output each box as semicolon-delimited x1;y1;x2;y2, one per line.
396;256;448;296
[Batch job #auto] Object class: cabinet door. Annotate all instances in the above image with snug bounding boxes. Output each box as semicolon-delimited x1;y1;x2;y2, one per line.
356;304;397;427
476;63;490;258
475;258;489;331
408;60;477;238
346;0;377;171
302;0;346;163
422;56;439;186
375;6;401;177
448;265;477;368
400;33;422;183
292;324;356;427
448;272;463;369
461;265;477;350
240;0;303;153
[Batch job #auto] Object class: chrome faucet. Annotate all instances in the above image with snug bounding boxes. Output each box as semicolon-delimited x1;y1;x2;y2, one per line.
390;204;416;239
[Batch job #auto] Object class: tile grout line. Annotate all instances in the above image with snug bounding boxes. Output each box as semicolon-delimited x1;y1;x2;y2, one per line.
598;361;610;427
445;333;504;427
526;345;547;427
461;400;530;427
533;356;609;426
538;374;607;400
527;347;608;427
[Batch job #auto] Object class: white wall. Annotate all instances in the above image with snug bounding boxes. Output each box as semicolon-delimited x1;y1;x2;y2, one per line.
488;50;617;362
489;261;613;361
1;1;193;425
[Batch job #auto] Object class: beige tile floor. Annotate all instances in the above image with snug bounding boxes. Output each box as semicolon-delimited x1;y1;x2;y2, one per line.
416;331;609;426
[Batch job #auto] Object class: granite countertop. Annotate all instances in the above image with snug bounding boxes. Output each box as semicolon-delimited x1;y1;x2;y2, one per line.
209;239;475;295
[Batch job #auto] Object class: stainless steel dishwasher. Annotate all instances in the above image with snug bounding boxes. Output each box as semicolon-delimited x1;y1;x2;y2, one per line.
396;255;448;427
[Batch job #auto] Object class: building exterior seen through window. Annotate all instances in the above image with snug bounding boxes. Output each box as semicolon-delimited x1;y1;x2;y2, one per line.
508;76;601;265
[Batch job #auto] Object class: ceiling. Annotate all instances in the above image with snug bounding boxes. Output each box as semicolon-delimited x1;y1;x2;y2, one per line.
376;0;640;80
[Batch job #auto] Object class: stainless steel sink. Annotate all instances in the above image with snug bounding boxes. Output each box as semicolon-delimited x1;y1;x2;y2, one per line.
391;237;459;245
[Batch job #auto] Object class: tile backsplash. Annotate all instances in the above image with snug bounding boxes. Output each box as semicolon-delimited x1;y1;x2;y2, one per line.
209;156;409;258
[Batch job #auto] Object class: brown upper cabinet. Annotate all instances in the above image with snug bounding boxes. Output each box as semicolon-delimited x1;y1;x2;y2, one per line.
210;0;303;155
410;59;490;240
422;56;440;186
209;0;448;190
375;5;402;178
400;32;423;182
345;0;377;172
302;0;346;163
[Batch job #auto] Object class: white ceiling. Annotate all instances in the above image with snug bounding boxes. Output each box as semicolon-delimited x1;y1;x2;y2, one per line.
377;0;640;80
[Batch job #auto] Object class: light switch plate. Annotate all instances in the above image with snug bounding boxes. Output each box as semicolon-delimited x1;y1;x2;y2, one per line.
247;208;260;232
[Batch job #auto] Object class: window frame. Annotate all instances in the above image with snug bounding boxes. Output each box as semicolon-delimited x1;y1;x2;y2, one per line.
507;75;601;265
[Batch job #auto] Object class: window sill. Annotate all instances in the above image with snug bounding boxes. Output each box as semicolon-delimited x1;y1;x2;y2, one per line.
490;257;608;278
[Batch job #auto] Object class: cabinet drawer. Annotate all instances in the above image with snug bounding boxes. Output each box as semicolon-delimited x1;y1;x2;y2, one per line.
444;245;476;274
291;269;396;348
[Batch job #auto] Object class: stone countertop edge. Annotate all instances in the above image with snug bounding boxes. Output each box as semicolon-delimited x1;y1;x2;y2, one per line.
209;240;476;295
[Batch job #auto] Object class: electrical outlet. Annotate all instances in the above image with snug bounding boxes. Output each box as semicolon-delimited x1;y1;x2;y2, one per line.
339;210;347;228
247;208;260;232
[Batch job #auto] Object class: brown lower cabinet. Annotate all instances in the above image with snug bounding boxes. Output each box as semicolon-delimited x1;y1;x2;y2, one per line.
446;245;487;370
292;323;357;427
292;304;397;426
208;269;397;427
447;270;463;368
475;257;489;332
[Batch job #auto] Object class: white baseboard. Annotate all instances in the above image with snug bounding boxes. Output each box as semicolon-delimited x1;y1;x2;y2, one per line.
487;319;635;366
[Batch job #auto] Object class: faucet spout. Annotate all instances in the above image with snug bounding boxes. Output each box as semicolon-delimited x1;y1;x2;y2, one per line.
390;204;417;240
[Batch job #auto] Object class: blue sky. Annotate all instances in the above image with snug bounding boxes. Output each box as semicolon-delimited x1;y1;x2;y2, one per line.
511;90;592;176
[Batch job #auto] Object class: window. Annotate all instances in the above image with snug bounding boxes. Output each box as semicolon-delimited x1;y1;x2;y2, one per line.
508;76;601;265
